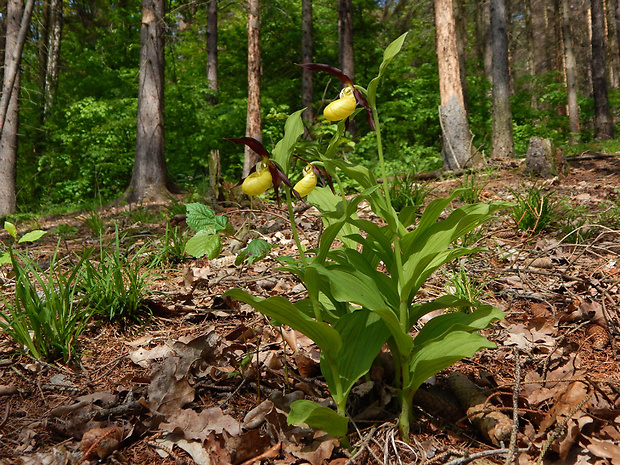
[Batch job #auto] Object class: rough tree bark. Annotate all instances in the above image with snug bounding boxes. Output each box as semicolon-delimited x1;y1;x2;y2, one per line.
301;0;314;123
591;0;614;139
490;0;514;158
206;0;218;104
453;0;468;107
475;0;493;82
435;0;482;170
529;0;548;76
124;0;171;204
42;0;62;119
0;0;34;131
0;0;34;217
243;0;262;178
561;0;580;141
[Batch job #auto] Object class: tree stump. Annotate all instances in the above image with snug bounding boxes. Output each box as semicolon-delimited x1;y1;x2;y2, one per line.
524;137;567;178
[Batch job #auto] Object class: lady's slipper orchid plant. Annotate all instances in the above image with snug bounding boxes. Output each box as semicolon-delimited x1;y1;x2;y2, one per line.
298;63;374;129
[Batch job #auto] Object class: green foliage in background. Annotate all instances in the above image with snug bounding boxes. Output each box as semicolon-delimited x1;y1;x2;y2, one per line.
10;0;615;214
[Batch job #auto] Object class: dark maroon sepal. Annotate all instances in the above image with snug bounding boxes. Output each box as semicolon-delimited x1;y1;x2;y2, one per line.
226;137;271;158
298;63;353;87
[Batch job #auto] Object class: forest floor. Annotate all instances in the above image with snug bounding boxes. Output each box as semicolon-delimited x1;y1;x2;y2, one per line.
1;155;620;465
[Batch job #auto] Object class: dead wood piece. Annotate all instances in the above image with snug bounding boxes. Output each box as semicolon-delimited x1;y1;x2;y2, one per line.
413;387;463;423
524;137;567;178
92;400;145;420
0;384;18;396
448;372;513;447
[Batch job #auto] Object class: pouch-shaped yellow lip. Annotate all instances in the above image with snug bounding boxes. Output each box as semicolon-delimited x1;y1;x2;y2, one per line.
242;162;273;195
293;165;317;197
323;86;357;122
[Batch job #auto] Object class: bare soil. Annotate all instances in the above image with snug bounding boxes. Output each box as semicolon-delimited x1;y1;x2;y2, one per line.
0;155;619;465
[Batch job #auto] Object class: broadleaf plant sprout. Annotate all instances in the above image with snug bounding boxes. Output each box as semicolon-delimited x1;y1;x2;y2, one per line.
225;32;509;442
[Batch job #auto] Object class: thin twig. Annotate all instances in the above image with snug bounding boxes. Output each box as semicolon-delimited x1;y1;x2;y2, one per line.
504;347;522;465
444;447;529;465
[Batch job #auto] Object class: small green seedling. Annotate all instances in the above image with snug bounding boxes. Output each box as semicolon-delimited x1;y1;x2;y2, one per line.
0;222;47;265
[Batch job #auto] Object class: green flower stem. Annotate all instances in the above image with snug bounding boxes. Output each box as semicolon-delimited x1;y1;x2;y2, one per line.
285;190;307;267
398;385;414;439
371;104;408;328
371;106;393;213
285;189;323;324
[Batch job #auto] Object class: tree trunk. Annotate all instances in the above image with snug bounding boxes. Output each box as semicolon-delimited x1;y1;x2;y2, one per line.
475;0;493;83
562;0;580;141
0;0;34;132
125;0;170;204
490;0;514;157
0;0;29;217
0;0;33;217
43;0;62;118
530;0;547;75
243;0;262;178
607;0;620;87
453;0;468;107
435;0;481;170
591;0;614;139
301;0;314;123
616;0;620;70
338;0;354;81
206;0;218;104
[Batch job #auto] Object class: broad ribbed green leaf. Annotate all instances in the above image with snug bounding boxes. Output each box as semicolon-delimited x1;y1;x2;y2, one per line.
406;331;496;392
288;400;349;438
322;309;391;399
409;295;478;326
272;108;305;175
223;289;342;355
310;262;389;312
308;187;358;249
413;305;504;347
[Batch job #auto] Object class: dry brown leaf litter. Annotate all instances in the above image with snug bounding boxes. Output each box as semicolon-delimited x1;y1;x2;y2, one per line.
0;156;619;464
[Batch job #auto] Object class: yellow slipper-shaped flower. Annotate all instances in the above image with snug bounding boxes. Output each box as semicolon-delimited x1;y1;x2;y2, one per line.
242;159;273;196
293;164;318;197
324;86;357;122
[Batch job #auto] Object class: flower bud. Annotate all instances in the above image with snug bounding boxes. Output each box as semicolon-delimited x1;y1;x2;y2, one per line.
293;165;318;197
323;86;356;122
242;160;273;196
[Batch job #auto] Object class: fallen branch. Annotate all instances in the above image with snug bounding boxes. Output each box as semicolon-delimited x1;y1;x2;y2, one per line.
0;384;18;396
448;372;513;447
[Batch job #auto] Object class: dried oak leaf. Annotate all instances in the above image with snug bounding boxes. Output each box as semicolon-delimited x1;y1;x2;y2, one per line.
160;407;241;440
147;356;195;415
80;425;123;460
583;435;620;465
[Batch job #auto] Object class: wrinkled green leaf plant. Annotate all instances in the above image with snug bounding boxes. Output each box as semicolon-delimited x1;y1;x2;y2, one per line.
185;202;273;266
225;33;509;441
